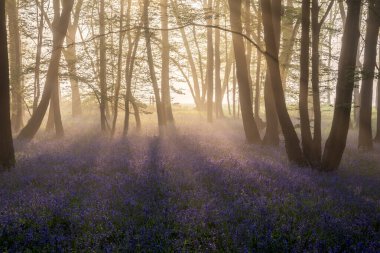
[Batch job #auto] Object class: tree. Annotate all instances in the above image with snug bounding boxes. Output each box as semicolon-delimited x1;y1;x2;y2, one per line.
18;0;74;140
0;0;15;169
99;0;108;132
143;0;166;130
63;0;84;117
358;0;380;150
161;0;174;123
214;0;224;118
205;0;214;123
375;43;380;142
310;0;334;163
228;0;261;144
299;0;313;163
263;0;281;146
260;0;306;165
322;0;362;171
6;0;23;132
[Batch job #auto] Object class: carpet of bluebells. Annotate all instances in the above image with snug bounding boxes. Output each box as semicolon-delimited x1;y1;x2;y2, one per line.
1;116;380;252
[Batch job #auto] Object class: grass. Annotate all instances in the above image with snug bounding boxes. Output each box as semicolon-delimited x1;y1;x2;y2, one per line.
0;108;379;252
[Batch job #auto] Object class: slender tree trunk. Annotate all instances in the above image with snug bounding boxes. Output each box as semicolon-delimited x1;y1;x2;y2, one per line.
124;24;142;136
111;0;125;136
358;0;380;150
214;0;223;118
255;7;263;124
229;0;261;144
311;0;333;164
99;0;108;131
18;0;73;140
33;0;44;113
6;0;23;132
143;0;166;130
263;0;280;146
161;0;174;123
205;0;214;123
260;0;306;165
299;0;313;163
279;0;300;86
244;0;254;102
322;0;361;171
375;42;380;142
353;7;363;128
0;0;15;169
233;63;236;119
171;0;202;109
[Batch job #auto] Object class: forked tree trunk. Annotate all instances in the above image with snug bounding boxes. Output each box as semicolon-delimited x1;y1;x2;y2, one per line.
260;0;306;165
0;0;15;169
229;0;261;144
171;0;202;109
322;0;361;171
18;0;74;140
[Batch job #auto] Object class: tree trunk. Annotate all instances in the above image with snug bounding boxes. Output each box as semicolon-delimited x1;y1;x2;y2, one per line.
6;0;23;132
143;0;166;131
205;0;214;123
18;0;74;140
375;41;380;142
124;14;142;136
111;0;126;136
233;63;236;119
171;0;202;109
311;0;334;164
229;0;261;144
263;0;281;146
99;0;108;131
33;0;44;113
161;0;174;123
0;0;15;169
255;7;263;124
260;0;306;165
358;0;380;150
215;0;223;118
299;0;313;163
322;0;361;171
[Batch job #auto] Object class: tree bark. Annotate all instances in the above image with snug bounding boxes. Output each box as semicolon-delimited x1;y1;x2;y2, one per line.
161;0;174;123
143;0;166;131
205;0;214;123
322;0;362;171
215;0;223;118
299;0;313;163
18;0;73;140
260;0;306;165
6;0;23;132
0;0;15;169
229;0;261;144
263;0;281;146
358;0;380;150
99;0;108;131
375;40;380;142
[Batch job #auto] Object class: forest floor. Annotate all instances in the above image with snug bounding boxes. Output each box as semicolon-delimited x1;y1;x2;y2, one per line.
1;108;380;252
